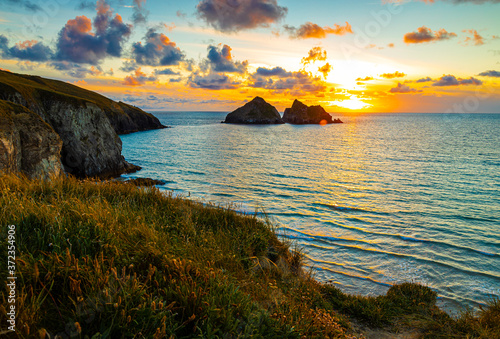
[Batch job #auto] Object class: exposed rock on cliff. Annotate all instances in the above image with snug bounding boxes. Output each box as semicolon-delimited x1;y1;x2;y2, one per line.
0;100;63;179
283;99;342;124
0;70;160;178
224;97;284;124
0;70;165;135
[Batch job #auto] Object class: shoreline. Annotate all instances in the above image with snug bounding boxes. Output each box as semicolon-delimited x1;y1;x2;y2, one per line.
0;173;498;337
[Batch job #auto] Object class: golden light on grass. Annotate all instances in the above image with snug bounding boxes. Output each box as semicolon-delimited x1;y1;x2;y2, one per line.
1;174;498;338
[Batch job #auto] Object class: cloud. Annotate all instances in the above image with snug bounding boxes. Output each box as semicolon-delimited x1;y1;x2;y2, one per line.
463;29;484;46
189;72;239;89
254;66;291;77
301;47;327;65
356;76;374;81
318;63;332;78
478;70;500;77
416;77;433;83
122;67;156;86
249;68;326;95
51;61;111;78
188;43;247;89
432;75;483;86
132;28;185;66
389;82;421;93
55;0;132;65
3;0;41;11
176;10;187;18
196;0;287;32
204;44;248;73
155;68;181;76
284;21;352;39
132;0;149;24
404;26;457;44
0;35;53;61
120;60;137;72
380;71;406;79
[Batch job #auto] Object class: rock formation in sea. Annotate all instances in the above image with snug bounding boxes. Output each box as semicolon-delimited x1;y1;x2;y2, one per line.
283;99;342;124
224;97;284;124
0;70;165;178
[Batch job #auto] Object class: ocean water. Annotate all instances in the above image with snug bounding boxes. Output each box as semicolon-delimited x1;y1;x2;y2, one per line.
120;112;500;313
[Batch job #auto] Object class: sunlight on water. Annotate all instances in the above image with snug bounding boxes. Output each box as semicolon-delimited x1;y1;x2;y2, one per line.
121;112;500;314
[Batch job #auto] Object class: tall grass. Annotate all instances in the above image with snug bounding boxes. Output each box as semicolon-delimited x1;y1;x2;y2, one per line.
0;174;498;338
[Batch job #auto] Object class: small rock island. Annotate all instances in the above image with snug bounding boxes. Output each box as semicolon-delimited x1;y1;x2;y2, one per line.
224;96;284;124
283;99;342;125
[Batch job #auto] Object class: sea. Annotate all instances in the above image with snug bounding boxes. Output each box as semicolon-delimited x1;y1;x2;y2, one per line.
120;112;500;314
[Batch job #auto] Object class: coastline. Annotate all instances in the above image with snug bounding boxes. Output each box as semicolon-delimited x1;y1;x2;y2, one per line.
1;173;498;338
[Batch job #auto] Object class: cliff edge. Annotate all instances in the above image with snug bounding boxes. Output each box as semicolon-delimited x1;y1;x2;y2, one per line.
0;70;165;178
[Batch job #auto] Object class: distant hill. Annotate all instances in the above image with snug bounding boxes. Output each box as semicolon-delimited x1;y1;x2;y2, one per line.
0;70;164;134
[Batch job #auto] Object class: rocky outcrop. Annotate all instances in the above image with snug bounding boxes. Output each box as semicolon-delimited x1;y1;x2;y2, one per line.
0;100;63;179
0;70;160;178
224;97;284;124
283;99;342;124
105;101;165;135
0;70;165;135
126;178;167;186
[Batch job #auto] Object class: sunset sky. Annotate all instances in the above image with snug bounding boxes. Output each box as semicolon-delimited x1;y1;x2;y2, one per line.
1;0;499;113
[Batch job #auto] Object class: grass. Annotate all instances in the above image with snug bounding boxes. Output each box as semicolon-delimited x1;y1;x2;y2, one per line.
0;174;498;338
0;70;163;134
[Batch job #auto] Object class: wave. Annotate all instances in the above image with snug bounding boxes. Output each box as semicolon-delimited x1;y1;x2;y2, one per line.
311;265;393;288
276;227;500;280
313;219;500;259
302;240;500;282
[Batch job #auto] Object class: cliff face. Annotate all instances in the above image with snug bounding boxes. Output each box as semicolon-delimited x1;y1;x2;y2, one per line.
283;99;338;125
224;97;284;124
109;101;165;134
0;70;162;178
0;100;63;179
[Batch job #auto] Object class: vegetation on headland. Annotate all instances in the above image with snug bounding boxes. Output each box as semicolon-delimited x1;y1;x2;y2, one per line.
0;174;498;338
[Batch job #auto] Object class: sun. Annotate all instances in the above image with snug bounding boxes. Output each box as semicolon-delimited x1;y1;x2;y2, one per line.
326;96;372;110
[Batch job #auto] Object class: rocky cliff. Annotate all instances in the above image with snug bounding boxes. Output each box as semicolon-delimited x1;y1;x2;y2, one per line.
224;97;284;124
0;70;163;178
283;99;342;124
0;100;63;179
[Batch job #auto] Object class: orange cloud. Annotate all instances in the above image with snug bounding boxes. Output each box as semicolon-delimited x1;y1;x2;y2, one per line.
15;40;38;49
356;76;374;81
301;46;327;65
285;22;352;39
318;63;332;78
404;26;457;44
380;71;406;79
122;68;156;86
463;29;484;46
65;16;92;34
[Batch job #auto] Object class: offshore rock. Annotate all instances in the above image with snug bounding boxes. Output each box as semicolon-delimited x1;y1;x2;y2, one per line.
283;99;341;124
224;97;284;124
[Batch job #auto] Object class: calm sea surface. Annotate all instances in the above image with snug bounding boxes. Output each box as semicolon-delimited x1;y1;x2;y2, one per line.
120;112;500;313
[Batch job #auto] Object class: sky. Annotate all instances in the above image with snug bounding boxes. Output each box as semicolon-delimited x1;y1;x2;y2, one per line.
0;0;499;113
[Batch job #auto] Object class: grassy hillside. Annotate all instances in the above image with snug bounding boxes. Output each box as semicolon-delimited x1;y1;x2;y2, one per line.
0;174;498;338
0;70;163;134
